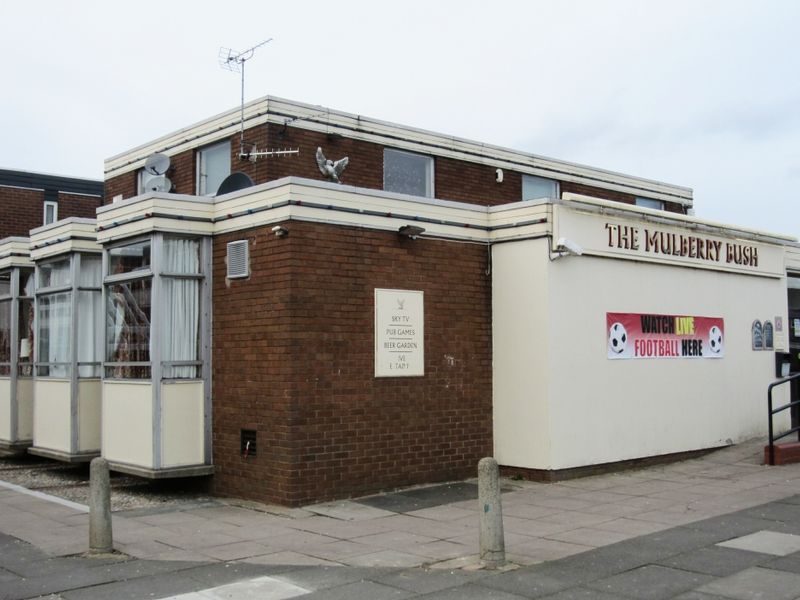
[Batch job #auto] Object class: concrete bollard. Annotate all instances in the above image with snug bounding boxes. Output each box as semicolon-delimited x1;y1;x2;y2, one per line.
478;456;505;568
89;457;113;554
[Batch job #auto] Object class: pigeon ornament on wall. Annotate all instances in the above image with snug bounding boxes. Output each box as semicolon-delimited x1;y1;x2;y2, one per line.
316;147;349;183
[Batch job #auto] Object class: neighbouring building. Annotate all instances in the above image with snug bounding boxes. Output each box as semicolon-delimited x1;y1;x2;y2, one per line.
0;170;103;455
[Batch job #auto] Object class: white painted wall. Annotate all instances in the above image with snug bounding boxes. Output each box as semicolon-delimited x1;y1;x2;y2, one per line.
17;378;33;441
33;379;71;453
547;254;787;469
492;238;553;468
77;380;101;453
102;381;153;468
0;378;10;441
493;209;791;472
161;381;204;468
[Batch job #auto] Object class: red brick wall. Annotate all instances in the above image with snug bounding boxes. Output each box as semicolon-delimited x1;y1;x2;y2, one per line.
106;122;683;211
211;220;493;505
57;192;103;219
0;186;102;238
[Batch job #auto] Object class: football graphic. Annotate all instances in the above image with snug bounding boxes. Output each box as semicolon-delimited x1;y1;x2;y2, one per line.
609;322;627;354
708;325;723;354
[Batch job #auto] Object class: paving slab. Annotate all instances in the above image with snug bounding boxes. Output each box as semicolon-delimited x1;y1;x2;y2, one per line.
718;529;800;556
696;566;800;600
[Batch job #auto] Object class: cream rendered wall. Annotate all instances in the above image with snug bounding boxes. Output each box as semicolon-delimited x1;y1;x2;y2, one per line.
0;378;10;441
161;381;204;467
77;380;101;453
492;238;553;468
546;255;788;469
102;381;153;467
33;379;71;452
17;378;33;441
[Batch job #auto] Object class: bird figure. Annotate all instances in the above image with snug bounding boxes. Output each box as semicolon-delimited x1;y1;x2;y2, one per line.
316;147;349;183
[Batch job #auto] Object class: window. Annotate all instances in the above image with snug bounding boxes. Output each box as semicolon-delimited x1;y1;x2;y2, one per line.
0;273;10;376
108;240;151;275
522;175;559;201
137;169;157;195
105;235;204;380
635;197;665;211
36;255;101;378
106;279;152;379
383;148;433;197
44;201;58;225
197;141;231;196
19;270;34;377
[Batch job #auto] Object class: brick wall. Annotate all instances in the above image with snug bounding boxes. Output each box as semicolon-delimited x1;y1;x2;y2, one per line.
0;186;102;238
105;122;671;210
211;220;493;505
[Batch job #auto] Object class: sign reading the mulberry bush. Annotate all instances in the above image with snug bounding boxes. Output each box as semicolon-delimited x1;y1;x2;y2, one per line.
607;312;724;360
375;289;424;377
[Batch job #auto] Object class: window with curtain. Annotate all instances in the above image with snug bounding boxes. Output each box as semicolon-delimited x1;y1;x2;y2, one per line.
78;255;102;378
18;270;34;377
0;298;10;376
37;292;71;377
162;238;200;378
39;259;71;288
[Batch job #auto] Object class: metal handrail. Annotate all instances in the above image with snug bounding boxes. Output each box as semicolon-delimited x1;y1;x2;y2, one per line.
767;372;800;465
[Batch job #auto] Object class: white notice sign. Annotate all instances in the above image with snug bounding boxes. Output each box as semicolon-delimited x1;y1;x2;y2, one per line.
374;289;424;377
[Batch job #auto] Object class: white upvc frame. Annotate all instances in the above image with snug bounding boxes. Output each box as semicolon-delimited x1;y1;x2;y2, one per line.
196;140;231;196
43;201;58;225
383;147;434;198
101;232;212;470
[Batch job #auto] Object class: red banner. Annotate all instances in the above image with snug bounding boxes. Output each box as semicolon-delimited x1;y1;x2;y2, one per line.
607;313;724;359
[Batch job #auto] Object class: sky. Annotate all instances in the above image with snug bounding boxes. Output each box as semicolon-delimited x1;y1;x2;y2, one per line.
2;1;799;236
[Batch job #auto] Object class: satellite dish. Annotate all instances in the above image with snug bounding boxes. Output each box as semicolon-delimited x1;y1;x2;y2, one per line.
144;153;170;176
217;172;254;195
145;176;173;193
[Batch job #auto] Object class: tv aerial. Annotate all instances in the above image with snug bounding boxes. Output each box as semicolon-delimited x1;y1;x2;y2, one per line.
219;39;299;162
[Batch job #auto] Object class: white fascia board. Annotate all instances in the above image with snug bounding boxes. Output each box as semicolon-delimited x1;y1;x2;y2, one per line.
30;219;100;261
0;237;32;269
558;194;796;245
96;194;214;244
104;96;693;205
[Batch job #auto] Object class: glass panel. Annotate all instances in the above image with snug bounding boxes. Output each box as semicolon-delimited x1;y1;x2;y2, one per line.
162;277;199;378
79;255;102;287
635;197;665;210
0;299;10;375
106;278;152;378
163;238;200;274
18;298;33;377
383;149;433;197
38;259;71;288
108;241;151;275
37;292;71;377
20;269;34;297
522;175;558;201
78;290;102;378
198;141;231;195
0;272;10;297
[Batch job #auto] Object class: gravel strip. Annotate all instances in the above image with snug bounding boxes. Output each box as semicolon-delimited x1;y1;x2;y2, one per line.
0;455;215;511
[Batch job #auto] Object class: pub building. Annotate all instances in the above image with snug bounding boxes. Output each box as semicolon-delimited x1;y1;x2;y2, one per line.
3;96;797;506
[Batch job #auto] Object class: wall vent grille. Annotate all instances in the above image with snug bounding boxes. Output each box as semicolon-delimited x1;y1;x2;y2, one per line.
227;240;249;279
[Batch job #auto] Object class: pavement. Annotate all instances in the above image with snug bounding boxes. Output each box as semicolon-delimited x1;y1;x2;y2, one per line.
4;439;800;598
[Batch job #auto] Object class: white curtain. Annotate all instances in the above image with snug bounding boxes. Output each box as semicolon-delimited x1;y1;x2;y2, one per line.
162;239;199;378
76;256;102;378
40;292;71;377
